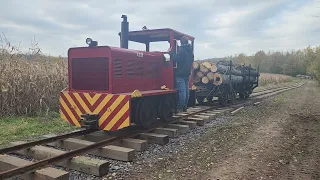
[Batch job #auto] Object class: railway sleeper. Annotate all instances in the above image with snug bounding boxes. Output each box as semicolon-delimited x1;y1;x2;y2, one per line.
0;155;69;180
138;133;169;145
66;131;148;152
186;117;207;126
9;141;109;176
165;124;190;134
153;127;178;138
44;137;135;162
175;120;197;129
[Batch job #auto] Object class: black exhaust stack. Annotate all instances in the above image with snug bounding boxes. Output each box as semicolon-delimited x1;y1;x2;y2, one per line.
120;15;129;49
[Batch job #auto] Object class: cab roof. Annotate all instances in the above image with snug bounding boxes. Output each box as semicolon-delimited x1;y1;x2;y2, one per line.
118;28;195;43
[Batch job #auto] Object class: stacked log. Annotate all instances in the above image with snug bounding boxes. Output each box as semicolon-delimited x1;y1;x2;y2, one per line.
192;60;258;87
193;61;218;85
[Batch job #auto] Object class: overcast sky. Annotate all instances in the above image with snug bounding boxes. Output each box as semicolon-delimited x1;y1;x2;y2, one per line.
1;0;320;59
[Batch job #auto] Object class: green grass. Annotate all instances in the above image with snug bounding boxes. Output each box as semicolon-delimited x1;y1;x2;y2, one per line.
0;112;78;146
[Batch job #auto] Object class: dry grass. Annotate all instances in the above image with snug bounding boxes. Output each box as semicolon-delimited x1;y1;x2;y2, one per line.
0;36;68;116
259;73;293;86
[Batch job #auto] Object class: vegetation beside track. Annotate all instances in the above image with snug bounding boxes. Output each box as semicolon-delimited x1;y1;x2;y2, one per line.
258;73;294;86
1;36;318;117
0;113;77;147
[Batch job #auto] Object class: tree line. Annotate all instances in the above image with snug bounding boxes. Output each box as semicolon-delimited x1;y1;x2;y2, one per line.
205;45;320;82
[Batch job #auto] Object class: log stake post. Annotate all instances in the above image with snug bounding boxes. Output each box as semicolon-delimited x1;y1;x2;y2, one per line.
249;64;251;84
257;66;260;86
229;61;232;82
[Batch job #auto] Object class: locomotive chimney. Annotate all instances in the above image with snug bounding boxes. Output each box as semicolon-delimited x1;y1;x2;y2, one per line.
120;15;129;49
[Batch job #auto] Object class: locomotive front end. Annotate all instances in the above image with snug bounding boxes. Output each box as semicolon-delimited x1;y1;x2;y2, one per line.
59;46;131;131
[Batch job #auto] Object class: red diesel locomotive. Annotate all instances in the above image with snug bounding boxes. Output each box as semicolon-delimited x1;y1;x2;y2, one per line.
59;15;196;131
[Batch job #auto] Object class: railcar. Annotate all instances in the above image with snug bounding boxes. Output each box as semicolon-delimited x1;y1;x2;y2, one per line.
195;60;260;105
59;15;196;131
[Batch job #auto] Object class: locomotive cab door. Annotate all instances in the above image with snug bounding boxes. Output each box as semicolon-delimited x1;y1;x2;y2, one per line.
188;39;196;107
172;40;178;68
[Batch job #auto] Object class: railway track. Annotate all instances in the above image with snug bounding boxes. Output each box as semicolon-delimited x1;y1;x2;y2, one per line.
0;82;305;180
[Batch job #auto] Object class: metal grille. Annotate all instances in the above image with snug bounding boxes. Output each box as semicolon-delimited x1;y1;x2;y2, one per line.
145;62;160;77
113;59;122;78
72;57;109;91
126;60;143;77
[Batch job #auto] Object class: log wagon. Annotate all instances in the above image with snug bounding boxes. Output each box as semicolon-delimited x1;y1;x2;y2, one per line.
192;60;260;105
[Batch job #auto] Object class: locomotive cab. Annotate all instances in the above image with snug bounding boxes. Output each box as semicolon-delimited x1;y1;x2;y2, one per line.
59;15;196;131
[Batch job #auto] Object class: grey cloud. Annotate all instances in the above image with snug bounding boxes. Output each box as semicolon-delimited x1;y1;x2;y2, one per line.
0;0;319;59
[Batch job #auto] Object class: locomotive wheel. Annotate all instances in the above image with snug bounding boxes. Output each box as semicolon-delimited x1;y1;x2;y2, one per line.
240;90;250;99
135;98;157;129
229;89;236;104
244;90;252;98
206;96;214;103
239;92;246;99
159;96;174;122
196;96;205;105
218;94;227;106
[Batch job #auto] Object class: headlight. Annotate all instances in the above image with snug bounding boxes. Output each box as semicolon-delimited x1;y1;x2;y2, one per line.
86;38;92;45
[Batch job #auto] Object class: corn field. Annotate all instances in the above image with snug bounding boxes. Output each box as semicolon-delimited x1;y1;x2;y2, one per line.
0;40;68;116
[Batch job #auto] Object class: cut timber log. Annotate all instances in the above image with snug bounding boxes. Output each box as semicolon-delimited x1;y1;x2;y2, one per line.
194;76;201;83
220;74;243;84
202;61;212;69
212;73;256;85
207;72;215;81
193;61;200;70
202;76;209;84
200;64;209;73
213;73;222;86
196;71;204;78
210;64;217;73
216;64;259;77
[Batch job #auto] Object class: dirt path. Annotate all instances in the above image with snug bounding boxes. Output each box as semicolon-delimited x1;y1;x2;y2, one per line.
204;82;320;180
122;81;320;180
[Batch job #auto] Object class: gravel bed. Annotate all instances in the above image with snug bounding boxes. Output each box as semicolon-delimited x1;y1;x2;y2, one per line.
59;113;231;179
87;115;231;180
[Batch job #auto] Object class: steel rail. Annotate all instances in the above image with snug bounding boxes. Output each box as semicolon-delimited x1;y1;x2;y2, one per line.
0;105;218;179
251;82;305;98
253;81;305;93
0;82;306;179
253;85;295;93
0;128;95;154
253;82;305;94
